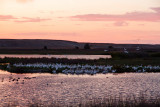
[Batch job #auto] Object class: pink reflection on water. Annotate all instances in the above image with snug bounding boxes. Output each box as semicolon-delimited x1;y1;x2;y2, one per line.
0;54;111;59
0;72;160;106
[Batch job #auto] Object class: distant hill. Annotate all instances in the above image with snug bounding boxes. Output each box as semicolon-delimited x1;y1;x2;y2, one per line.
0;39;159;50
0;39;81;49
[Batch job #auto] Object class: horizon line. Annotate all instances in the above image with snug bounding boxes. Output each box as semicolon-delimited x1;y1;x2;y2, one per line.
0;38;159;45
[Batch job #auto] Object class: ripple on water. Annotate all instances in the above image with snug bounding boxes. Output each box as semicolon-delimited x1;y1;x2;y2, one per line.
0;73;160;106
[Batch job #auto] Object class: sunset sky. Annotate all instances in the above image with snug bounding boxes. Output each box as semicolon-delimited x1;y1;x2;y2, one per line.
0;0;160;44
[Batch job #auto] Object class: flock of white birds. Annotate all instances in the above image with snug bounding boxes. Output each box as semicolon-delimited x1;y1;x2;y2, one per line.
10;63;160;74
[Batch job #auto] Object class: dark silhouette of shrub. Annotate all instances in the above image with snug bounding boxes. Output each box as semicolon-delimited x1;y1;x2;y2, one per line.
75;46;79;49
43;46;48;50
108;46;114;49
84;43;90;49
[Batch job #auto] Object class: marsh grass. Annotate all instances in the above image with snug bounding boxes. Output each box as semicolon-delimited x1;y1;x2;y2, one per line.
1;63;160;74
0;56;160;66
0;54;160;74
108;52;149;59
7;66;53;73
150;52;160;57
0;57;98;65
5;94;160;107
0;49;108;55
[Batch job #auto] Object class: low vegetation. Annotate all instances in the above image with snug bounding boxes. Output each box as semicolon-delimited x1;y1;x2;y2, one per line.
0;49;106;55
0;62;160;74
5;92;160;107
0;51;160;74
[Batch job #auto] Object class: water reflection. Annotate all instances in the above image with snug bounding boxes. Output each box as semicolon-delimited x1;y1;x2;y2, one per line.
0;70;9;74
0;73;160;106
0;54;111;59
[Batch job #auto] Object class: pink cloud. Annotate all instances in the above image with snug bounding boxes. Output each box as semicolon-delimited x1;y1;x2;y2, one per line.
0;15;51;22
0;15;17;21
114;21;128;26
151;7;160;13
15;17;52;23
71;7;160;22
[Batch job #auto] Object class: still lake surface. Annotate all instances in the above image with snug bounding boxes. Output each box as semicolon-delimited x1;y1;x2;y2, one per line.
0;54;111;59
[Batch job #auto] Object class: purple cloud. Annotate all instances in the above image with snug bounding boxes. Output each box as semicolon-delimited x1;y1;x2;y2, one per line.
71;7;160;22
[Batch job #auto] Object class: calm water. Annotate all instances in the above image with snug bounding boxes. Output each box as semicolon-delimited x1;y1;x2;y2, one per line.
0;70;160;106
0;54;111;59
